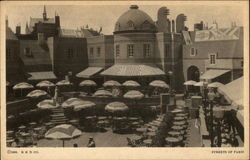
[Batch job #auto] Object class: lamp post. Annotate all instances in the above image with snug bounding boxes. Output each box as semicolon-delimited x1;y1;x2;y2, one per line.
208;89;216;147
168;71;173;94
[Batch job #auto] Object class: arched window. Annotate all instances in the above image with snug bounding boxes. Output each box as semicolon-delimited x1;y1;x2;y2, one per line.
141;20;151;30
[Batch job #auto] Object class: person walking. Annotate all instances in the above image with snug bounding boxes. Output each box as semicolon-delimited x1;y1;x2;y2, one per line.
87;137;96;147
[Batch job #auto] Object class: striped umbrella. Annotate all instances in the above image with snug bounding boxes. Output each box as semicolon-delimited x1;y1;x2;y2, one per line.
208;82;224;88
73;101;96;111
93;89;112;97
122;80;140;87
26;89;48;98
45;124;82;147
79;80;97;87
123;90;144;100
149;80;169;88
13;82;34;90
103;80;121;87
62;98;84;108
105;102;129;113
36;80;55;88
183;80;197;86
56;80;72;86
37;99;59;109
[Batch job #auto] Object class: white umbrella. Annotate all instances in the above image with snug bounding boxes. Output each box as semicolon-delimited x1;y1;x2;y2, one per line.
62;98;84;108
183;80;197;86
208;82;224;88
45;124;82;147
122;80;140;87
73;101;96;111
103;80;121;87
105;101;129;113
26;89;48;98
13;82;34;96
93;90;112;97
36;80;55;87
56;80;72;86
79;80;97;87
149;80;169;88
194;81;207;87
123;90;144;100
37;99;59;109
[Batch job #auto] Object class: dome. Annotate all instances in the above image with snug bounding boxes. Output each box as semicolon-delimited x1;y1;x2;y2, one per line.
114;5;156;33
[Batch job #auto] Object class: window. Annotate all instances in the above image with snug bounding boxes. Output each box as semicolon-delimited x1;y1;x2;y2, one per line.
190;48;196;56
127;44;134;57
89;47;94;57
127;20;135;30
143;44;150;57
24;47;32;57
209;54;216;64
165;44;171;58
116;45;120;57
6;48;11;60
97;47;101;57
67;48;74;59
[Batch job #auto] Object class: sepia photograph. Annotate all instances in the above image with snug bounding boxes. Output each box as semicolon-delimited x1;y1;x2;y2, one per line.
1;1;249;160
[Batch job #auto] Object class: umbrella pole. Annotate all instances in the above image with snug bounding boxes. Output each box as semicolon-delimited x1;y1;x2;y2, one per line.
62;139;65;147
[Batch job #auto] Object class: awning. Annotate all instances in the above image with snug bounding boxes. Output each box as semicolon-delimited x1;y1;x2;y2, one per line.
76;67;103;78
218;77;243;109
200;69;230;80
100;64;165;77
28;71;57;80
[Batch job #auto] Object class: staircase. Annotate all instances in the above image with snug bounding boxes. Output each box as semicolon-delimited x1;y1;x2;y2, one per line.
50;107;68;125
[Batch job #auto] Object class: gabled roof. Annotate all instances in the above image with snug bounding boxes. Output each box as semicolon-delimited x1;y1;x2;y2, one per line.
6;27;18;40
59;28;100;38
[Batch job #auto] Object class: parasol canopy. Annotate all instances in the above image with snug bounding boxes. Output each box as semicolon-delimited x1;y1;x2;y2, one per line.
45;124;82;147
123;90;144;100
194;81;207;87
183;80;197;86
73;101;96;111
13;82;34;90
149;80;169;88
26;89;48;98
62;98;84;108
79;80;97;87
208;82;224;88
103;80;121;87
93;89;112;97
56;80;72;86
105;101;129;113
122;80;140;87
36;80;55;88
37;99;59;109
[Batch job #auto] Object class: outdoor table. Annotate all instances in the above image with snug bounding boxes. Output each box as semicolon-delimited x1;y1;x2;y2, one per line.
168;131;182;137
165;136;183;147
136;127;147;133
176;105;185;109
131;135;142;141
174;117;185;121
173;121;186;126
147;131;156;138
143;139;152;147
171;125;184;131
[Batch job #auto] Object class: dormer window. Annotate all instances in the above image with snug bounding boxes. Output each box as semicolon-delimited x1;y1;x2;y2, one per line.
127;20;135;30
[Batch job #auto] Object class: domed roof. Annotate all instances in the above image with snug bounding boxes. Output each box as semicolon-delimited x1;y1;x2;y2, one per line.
114;5;156;33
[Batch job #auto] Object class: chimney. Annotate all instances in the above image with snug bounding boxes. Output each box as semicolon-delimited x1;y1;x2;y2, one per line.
16;25;21;35
55;13;60;28
171;20;175;33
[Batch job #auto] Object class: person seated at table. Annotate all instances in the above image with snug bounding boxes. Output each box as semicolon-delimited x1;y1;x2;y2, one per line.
87;137;96;147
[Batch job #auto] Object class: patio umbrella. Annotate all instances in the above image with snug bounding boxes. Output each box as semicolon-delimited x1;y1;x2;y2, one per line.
45;124;82;147
26;89;48;98
194;81;207;87
79;80;97;87
103;80;121;87
13;82;34;96
62;98;84;108
37;99;59;109
183;80;197;86
105;101;129;113
56;80;72;86
122;80;140;87
93;89;112;97
149;80;169;88
123;90;144;100
73;101;96;111
36;80;55;88
208;82;224;88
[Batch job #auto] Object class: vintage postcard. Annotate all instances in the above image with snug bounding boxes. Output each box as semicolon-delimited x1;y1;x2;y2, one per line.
0;1;249;160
